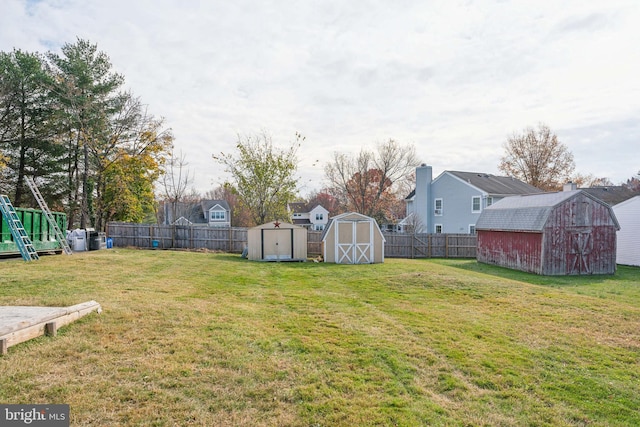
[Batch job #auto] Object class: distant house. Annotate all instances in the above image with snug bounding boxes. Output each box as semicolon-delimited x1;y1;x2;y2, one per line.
403;164;542;234
201;200;232;227
163;199;231;227
612;195;640;267
476;189;620;275
288;202;329;231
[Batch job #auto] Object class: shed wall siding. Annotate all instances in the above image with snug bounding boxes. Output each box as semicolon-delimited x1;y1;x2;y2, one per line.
477;231;543;274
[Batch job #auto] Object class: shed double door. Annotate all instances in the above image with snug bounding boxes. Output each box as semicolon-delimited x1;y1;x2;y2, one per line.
335;220;373;264
262;229;293;260
567;228;593;274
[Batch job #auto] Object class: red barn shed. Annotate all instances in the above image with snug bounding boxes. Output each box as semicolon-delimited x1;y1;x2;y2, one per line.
475;190;619;275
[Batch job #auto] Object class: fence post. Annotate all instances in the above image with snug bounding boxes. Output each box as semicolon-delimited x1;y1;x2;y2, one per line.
411;233;415;259
445;235;449;258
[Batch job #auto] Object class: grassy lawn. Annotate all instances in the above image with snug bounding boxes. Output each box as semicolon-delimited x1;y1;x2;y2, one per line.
0;249;639;426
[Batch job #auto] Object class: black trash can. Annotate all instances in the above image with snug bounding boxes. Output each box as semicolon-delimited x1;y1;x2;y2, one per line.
89;231;107;250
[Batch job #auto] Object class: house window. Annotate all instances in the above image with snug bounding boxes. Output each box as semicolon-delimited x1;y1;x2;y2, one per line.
486;197;493;207
315;213;324;221
435;224;443;234
314;224;325;231
293;213;302;217
469;225;476;234
210;210;225;221
434;198;443;216
472;196;481;213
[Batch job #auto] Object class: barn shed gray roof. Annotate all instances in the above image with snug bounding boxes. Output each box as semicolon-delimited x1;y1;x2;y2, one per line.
475;190;618;232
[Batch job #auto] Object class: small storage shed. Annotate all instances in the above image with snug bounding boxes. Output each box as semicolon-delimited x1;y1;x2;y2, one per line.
612;195;640;266
247;220;307;261
476;190;619;275
322;212;385;264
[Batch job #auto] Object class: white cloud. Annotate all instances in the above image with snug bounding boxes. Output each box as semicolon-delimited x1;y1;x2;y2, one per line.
1;0;639;195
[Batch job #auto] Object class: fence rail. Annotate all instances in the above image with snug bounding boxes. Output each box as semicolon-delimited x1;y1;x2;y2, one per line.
106;223;476;259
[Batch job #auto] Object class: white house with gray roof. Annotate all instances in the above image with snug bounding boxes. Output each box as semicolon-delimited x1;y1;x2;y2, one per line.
402;164;542;234
287;202;329;231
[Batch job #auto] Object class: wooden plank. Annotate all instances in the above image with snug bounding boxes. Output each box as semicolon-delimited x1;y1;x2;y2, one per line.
0;300;101;353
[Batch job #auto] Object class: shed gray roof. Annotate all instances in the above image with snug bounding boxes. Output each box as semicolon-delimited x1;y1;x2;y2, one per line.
288;202;308;213
475;190;618;232
447;171;543;196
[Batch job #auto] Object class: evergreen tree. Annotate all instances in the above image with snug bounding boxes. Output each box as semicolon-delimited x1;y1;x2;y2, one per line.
0;49;64;206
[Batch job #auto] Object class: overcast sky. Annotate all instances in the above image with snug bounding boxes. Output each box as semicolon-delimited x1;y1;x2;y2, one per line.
2;0;639;196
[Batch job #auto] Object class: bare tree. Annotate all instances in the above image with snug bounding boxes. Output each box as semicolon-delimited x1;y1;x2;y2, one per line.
401;212;426;234
160;148;194;224
499;123;575;191
570;173;613;188
325;139;419;220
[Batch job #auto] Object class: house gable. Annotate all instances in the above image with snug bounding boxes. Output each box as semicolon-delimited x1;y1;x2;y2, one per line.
200;199;231;227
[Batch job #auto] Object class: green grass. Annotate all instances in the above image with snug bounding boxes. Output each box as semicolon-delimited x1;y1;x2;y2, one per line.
1;250;639;426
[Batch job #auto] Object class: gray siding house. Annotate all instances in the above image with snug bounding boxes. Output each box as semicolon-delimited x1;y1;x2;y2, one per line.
402;164;542;234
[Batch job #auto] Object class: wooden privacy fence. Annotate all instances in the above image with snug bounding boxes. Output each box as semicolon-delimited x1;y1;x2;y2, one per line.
106;223;477;258
383;233;477;258
106;223;248;253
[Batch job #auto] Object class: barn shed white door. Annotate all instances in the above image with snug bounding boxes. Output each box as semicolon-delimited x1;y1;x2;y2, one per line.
335;220;373;264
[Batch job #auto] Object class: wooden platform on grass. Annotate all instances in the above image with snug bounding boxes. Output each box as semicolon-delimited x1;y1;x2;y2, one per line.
0;301;101;355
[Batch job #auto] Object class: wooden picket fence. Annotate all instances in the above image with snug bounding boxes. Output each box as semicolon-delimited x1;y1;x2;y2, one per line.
106;223;476;259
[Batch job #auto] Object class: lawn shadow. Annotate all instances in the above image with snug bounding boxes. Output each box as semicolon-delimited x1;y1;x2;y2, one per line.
434;258;623;288
209;253;335;270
